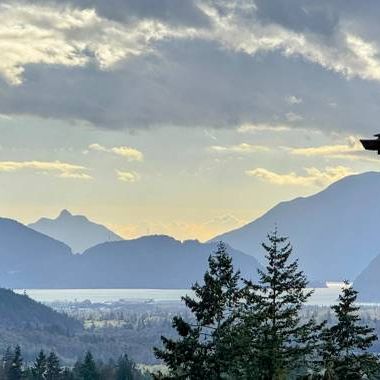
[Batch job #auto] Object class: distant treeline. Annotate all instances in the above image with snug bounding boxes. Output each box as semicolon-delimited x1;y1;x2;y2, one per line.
154;230;380;379
0;346;150;380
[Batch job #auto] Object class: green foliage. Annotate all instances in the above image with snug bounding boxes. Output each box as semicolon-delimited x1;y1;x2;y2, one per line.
0;347;150;380
46;352;61;380
31;350;47;380
241;230;322;379
320;281;380;378
154;242;242;379
0;289;81;332
2;347;14;377
7;345;23;380
78;351;99;380
154;231;380;379
61;368;75;380
116;354;134;380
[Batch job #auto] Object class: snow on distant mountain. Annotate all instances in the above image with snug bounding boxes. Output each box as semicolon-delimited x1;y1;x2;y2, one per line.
28;209;122;253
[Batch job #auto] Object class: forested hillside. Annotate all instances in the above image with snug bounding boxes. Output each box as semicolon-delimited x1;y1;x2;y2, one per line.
0;288;80;331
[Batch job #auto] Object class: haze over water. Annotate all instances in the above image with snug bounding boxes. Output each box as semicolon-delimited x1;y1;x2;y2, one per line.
15;287;352;306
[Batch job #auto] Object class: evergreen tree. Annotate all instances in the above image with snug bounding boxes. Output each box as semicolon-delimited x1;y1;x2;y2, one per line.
242;229;321;379
98;359;116;380
46;352;61;380
321;281;380;379
154;242;242;379
0;348;148;380
79;351;99;380
31;350;47;380
60;368;74;380
8;346;23;380
2;347;13;377
71;359;83;380
116;354;133;380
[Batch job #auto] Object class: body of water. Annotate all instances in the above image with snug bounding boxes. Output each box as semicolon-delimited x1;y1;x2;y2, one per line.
14;288;188;303
12;287;352;306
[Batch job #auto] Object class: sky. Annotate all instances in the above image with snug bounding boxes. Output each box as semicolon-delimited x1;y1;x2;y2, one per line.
1;0;380;241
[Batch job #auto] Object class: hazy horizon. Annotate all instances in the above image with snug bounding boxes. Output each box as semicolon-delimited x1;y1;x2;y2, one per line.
1;2;380;377
1;0;380;242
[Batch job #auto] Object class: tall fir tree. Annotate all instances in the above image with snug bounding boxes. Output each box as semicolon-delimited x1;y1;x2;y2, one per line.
154;242;242;379
31;350;47;380
8;346;23;380
60;367;75;380
116;354;134;380
321;281;379;379
2;346;13;377
79;351;99;380
242;229;321;379
46;352;61;380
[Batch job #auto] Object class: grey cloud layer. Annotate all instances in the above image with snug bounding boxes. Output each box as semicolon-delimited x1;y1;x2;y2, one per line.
72;0;210;27
1;0;380;134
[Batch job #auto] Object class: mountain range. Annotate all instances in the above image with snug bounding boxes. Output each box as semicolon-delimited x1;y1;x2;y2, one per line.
68;236;261;288
0;218;72;288
29;209;122;253
3;171;380;291
0;217;260;288
354;256;380;301
212;171;380;283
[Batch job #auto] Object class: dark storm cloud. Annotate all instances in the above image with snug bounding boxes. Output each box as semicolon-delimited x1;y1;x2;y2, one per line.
25;0;210;27
0;41;262;129
91;0;210;27
1;0;380;134
2;38;380;135
254;0;339;37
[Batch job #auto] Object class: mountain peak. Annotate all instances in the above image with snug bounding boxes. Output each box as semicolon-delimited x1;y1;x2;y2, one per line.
29;210;123;253
212;170;380;282
58;209;72;218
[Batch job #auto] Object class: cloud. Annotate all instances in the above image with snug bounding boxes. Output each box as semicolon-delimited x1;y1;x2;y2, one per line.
201;2;380;83
291;143;357;156
237;123;294;133
204;129;217;140
254;0;339;37
288;136;377;162
0;4;95;85
237;123;323;136
0;2;200;85
70;0;210;27
286;95;302;105
115;169;140;182
0;0;357;88
246;166;354;187
0;1;326;84
209;143;270;154
1;1;380;133
285;112;303;122
0;160;91;179
88;143;143;161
